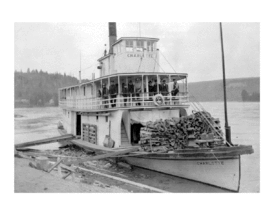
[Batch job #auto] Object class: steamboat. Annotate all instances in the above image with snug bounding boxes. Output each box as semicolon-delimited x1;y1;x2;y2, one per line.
58;23;253;192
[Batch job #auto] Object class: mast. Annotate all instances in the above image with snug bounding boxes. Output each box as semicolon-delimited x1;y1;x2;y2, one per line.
219;22;232;145
79;51;82;84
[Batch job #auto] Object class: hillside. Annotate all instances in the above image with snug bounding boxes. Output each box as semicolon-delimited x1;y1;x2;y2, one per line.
188;77;260;102
14;69;80;107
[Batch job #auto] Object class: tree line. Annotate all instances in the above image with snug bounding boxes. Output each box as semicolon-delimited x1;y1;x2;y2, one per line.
241;89;260;102
14;69;80;107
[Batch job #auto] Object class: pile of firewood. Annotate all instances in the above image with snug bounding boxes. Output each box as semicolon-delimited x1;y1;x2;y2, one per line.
139;111;224;152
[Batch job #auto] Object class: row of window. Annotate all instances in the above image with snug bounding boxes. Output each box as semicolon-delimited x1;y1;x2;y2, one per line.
120;40;155;53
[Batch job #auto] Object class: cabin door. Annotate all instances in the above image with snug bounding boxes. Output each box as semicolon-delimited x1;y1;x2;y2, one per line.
76;114;81;136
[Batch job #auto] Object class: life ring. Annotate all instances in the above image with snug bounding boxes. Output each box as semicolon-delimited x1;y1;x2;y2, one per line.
153;94;164;106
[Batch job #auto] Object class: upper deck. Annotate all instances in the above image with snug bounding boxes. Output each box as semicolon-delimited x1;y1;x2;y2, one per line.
97;37;160;77
59;72;189;112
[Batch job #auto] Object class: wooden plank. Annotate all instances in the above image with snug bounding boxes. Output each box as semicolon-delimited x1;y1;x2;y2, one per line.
60;163;75;172
15;134;75;149
75;166;169;193
47;158;64;173
62;171;72;179
68;145;139;165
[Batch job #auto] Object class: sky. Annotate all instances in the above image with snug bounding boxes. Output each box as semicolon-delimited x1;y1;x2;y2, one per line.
14;22;259;82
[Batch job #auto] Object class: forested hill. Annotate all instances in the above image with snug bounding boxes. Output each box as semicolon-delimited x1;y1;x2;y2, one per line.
188;77;260;102
14;70;80;107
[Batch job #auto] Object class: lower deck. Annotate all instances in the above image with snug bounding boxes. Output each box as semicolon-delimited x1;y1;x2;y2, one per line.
61;106;189;149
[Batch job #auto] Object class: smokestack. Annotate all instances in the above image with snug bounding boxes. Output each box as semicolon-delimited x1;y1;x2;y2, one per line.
109;22;117;54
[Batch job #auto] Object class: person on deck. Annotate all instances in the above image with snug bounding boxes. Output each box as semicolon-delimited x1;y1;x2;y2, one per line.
135;78;142;105
102;83;109;108
109;80;118;107
160;79;169;96
122;83;128;106
148;80;154;97
171;79;179;96
153;79;158;95
128;80;134;101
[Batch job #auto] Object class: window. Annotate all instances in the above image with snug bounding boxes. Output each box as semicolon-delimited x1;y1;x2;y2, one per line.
136;40;144;52
147;41;154;52
83;86;85;96
126;40;133;52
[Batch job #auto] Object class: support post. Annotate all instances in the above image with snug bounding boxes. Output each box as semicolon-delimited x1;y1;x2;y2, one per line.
145;75;149;99
157;75;159;94
142;75;144;106
118;76;120;107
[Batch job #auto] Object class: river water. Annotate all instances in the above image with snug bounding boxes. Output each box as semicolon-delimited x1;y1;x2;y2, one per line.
14;102;260;193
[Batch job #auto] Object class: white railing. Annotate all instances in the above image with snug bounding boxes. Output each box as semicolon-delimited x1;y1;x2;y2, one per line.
59;92;189;110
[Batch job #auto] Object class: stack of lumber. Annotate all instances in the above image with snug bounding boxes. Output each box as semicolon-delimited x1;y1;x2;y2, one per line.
139;111;224;152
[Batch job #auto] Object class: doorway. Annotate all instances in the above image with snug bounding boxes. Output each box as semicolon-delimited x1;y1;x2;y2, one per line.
76;114;81;136
131;123;142;144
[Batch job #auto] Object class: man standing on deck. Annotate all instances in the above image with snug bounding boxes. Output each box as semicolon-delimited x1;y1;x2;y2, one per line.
122;83;128;106
135;78;142;106
109;80;118;107
160;79;168;96
102;83;109;108
171;79;179;96
149;80;154;98
153;79;158;95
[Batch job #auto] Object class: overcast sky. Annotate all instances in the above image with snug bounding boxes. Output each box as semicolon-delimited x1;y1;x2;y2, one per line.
14;22;259;82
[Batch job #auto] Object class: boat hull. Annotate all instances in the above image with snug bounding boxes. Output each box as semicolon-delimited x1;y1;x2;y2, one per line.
124;155;240;192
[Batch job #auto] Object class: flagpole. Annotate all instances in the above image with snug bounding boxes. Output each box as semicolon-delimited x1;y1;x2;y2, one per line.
79;51;82;84
219;22;232;145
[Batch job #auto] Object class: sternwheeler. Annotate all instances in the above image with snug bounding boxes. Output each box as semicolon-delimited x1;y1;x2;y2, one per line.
58;22;253;192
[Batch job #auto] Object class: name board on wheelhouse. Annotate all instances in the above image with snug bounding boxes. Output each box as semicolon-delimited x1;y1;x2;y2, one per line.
127;53;153;58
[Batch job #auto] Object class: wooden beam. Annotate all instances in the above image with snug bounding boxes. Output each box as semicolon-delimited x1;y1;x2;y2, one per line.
47;158;64;173
67;146;139;165
15;134;75;149
75;166;170;193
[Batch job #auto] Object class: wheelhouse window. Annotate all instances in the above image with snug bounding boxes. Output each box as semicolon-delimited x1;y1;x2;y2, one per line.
136;40;144;52
147;41;154;52
83;86;86;96
126;40;133;52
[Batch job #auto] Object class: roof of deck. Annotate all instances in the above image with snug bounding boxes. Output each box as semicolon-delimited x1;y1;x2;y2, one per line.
59;72;188;90
112;37;159;46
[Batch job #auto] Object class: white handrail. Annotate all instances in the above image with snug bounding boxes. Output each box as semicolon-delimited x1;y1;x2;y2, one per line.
59;92;189;110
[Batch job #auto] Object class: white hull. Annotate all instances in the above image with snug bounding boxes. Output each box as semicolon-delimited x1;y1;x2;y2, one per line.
124;155;241;191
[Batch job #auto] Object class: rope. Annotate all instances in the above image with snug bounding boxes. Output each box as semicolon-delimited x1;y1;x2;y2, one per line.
152;54;165;73
159;50;181;80
137;53;143;72
156;50;232;147
189;94;232;147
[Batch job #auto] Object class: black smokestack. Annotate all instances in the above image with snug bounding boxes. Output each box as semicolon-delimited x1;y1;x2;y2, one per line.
109;22;117;54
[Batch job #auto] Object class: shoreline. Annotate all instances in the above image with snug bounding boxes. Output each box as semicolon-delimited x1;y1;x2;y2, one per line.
14;157;131;193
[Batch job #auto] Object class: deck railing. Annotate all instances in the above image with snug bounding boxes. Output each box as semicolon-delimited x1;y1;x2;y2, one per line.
59;92;189;110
